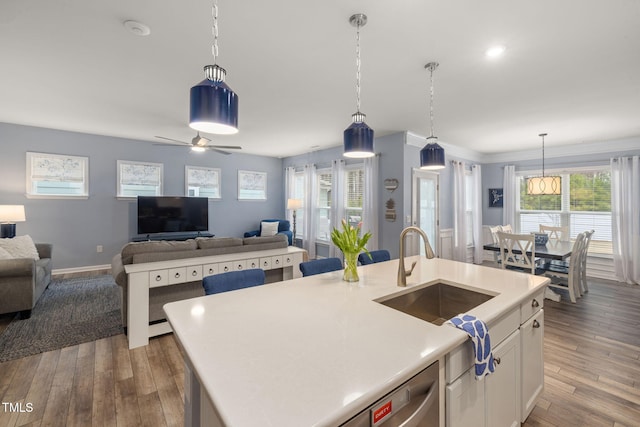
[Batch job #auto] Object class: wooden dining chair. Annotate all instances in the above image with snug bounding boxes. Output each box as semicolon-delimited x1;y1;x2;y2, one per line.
496;231;544;275
539;225;569;242
579;230;595;294
540;232;586;303
489;225;504;265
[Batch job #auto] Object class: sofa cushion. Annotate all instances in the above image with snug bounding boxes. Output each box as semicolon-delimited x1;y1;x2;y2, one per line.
260;221;279;236
196;237;243;250
0;235;40;260
121;239;197;265
0;247;12;260
243;235;288;246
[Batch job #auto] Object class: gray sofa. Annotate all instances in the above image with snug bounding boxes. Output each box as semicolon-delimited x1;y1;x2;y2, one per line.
0;243;53;319
111;235;288;328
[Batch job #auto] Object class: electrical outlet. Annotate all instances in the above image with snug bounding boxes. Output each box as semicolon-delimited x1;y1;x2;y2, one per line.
96;245;103;253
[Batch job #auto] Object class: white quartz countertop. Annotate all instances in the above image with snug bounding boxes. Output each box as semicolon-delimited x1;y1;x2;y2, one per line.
163;256;549;427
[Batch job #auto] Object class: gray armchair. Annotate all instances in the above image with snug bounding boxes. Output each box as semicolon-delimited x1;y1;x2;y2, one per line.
0;243;52;319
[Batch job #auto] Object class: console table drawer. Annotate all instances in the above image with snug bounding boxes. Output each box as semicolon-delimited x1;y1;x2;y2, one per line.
149;270;168;287
219;261;233;273
233;260;247;271
260;257;272;269
168;267;187;284
203;263;218;277
246;258;259;269
187;265;203;281
271;256;284;269
282;254;295;267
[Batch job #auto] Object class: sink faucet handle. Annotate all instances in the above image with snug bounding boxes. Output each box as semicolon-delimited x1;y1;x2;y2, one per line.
405;261;417;277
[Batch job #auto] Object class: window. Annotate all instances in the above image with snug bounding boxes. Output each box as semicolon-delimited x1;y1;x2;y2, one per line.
345;166;364;228
185;166;221;199
26;152;89;198
316;170;332;241
516;167;612;254
117;160;163;198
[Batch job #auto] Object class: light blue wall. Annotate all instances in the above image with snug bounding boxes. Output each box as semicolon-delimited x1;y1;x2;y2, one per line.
481;140;640;226
0;122;284;269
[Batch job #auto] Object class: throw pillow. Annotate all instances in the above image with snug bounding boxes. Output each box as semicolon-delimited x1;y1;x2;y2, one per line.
260;221;279;237
0;247;13;260
0;235;40;260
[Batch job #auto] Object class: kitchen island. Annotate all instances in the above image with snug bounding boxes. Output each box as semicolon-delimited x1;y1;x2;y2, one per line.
163;256;549;427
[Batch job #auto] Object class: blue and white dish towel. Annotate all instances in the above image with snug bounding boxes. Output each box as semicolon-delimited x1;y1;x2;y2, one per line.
447;314;495;379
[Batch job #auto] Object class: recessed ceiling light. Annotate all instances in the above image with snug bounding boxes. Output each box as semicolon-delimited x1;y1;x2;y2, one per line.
485;45;506;58
124;20;151;36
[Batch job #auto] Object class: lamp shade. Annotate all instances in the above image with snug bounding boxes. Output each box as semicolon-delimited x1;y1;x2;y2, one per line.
526;176;561;195
344;121;375;158
420;140;446;170
0;205;26;223
287;198;303;210
189;66;239;135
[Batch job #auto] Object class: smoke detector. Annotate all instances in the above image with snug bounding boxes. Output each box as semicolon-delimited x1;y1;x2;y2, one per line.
124;20;151;36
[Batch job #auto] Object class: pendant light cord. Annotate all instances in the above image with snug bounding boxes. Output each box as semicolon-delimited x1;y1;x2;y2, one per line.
355;22;361;113
429;66;435;138
539;133;547;177
211;0;218;65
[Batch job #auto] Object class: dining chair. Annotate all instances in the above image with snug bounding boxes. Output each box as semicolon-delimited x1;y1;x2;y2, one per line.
500;224;513;233
202;269;266;295
579;230;595;294
539;225;569;242
299;257;343;277
489;225;504;265
358;249;391;265
540;232;586;303
496;231;545;275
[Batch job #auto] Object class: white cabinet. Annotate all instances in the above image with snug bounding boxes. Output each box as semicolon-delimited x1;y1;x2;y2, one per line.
521;308;544;421
446;368;485;427
486;330;521;427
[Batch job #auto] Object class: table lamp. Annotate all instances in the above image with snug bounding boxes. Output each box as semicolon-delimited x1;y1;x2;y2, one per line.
286;199;303;241
0;205;26;238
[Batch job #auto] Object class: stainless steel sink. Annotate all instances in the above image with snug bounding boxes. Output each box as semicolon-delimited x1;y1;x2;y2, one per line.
377;283;495;326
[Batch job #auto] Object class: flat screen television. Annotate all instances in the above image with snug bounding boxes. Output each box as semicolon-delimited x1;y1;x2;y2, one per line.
137;196;209;235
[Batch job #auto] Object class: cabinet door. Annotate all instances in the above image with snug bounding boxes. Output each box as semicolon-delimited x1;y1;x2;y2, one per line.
521;309;544;422
446;368;485;427
486;329;521;427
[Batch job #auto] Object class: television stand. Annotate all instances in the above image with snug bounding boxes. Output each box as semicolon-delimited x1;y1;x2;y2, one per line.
131;232;214;242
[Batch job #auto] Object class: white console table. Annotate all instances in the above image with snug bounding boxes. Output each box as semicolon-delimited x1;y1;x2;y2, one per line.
124;246;306;349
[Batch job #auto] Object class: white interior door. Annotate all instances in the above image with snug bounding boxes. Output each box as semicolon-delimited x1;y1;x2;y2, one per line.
411;169;440;256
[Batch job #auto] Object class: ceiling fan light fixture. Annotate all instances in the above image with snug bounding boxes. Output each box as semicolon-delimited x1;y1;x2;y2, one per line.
189;1;238;135
485;45;506;58
526;133;562;195
343;13;374;158
191;146;206;153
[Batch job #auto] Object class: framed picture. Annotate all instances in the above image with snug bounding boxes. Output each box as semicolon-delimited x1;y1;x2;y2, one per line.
489;188;504;208
238;170;267;200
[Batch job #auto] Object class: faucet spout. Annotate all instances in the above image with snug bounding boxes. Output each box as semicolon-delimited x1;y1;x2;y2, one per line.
397;226;435;287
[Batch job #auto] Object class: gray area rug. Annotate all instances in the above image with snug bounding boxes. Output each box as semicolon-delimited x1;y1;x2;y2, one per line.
0;275;123;362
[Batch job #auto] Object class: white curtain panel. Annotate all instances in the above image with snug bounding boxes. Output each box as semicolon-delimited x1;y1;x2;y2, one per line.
303;164;317;259
611;156;640;285
452;161;468;262
472;164;484;264
363;155;379;250
502;165;516;229
285;167;296;225
329;159;345;258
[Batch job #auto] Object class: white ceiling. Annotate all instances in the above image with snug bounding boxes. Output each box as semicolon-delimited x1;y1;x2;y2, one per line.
1;0;639;158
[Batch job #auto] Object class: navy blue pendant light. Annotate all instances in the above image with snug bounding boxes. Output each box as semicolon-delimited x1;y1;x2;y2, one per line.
189;0;239;135
344;13;374;158
420;62;446;170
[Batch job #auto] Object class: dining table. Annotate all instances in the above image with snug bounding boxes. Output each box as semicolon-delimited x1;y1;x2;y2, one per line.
483;239;574;301
482;239;574;261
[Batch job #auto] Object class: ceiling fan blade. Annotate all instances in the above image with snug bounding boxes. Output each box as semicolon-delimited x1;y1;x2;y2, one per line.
205;147;233;155
153;142;190;147
154;136;190;145
208;145;242;150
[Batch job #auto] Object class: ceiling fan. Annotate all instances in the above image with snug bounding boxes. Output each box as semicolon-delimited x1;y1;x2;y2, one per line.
154;132;242;155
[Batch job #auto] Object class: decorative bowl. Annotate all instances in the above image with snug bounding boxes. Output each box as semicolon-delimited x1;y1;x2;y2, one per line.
534;233;549;246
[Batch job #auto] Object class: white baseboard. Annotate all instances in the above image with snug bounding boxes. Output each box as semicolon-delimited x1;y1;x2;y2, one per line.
52;264;111;276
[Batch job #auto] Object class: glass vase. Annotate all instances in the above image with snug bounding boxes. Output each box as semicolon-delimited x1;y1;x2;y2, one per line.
342;251;359;282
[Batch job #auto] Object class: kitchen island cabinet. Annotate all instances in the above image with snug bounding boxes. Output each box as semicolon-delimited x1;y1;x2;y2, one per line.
164;256;548;427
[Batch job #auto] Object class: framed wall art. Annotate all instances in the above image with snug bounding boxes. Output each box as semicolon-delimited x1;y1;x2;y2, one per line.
238;170;267;200
488;188;503;208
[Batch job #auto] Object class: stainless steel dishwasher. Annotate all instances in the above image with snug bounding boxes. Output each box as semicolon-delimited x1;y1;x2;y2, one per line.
341;361;439;427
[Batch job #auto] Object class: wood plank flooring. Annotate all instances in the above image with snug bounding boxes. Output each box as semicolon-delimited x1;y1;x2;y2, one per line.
1;278;639;426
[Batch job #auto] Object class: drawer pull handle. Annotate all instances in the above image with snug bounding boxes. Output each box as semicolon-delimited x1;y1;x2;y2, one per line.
175;273;181;278
192;270;198;276
531;299;540;308
251;263;256;268
209;269;214;274
237;265;243;270
286;257;291;263
155;275;162;281
494;357;501;365
224;266;229;272
533;320;541;329
264;261;268;266
275;259;280;265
